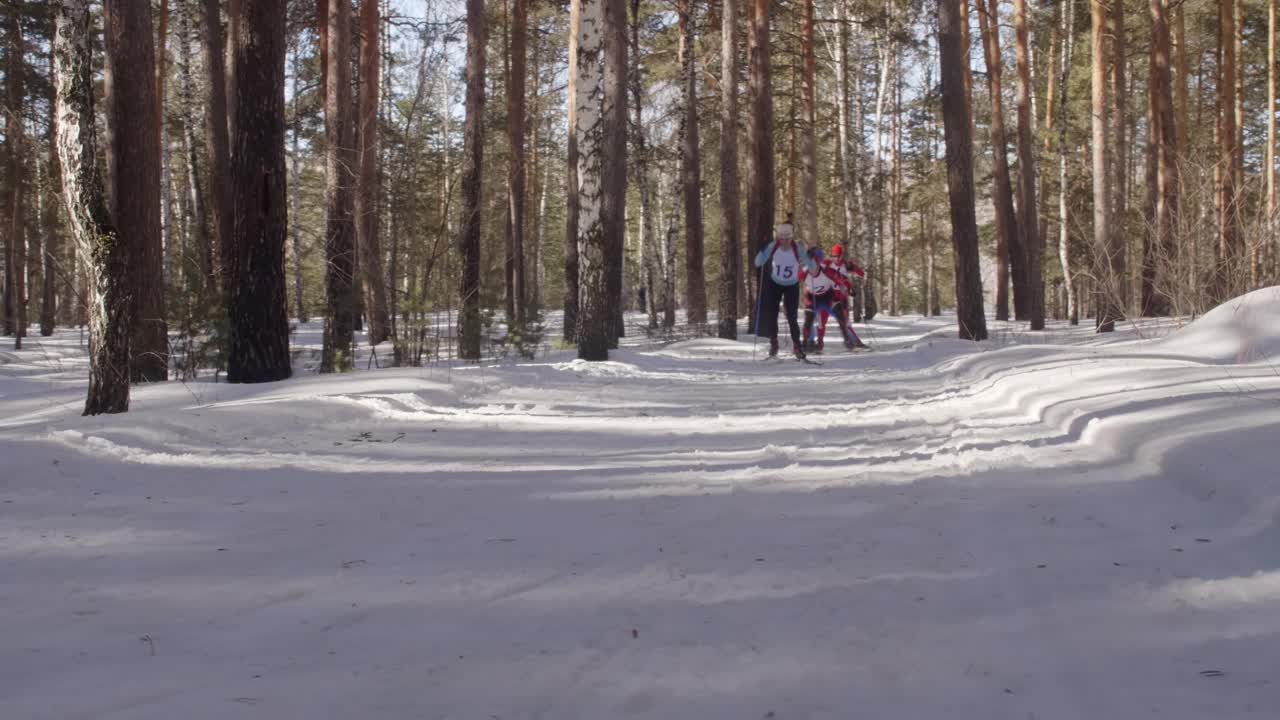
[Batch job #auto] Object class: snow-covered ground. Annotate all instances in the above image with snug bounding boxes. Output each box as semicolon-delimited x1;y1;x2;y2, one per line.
3;289;1279;719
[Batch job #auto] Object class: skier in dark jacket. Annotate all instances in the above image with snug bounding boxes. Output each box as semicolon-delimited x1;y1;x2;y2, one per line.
754;219;816;359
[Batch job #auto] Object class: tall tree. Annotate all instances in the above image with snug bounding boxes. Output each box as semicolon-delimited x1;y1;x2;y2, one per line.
4;0;25;346
508;0;528;326
1217;0;1240;300
226;0;291;382
718;0;741;339
55;0;131;413
939;0;988;340
458;0;486;360
177;0;210;284
357;0;390;345
572;0;627;359
104;0;167;380
1012;0;1043;329
202;0;231;289
975;0;1024;321
746;0;774;333
1144;0;1178;315
1058;0;1077;325
1091;0;1120;331
563;0;580;342
1111;0;1128;315
1270;0;1277;286
603;0;627;345
678;0;707;324
799;0;818;250
41;37;60;338
321;0;357;371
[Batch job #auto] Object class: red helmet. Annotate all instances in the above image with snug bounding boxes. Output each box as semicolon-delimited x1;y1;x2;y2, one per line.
830;244;844;257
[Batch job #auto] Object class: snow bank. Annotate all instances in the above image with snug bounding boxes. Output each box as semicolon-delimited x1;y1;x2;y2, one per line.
1156;286;1280;364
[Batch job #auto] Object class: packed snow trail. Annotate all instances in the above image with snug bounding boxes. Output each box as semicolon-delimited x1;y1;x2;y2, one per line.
2;289;1279;719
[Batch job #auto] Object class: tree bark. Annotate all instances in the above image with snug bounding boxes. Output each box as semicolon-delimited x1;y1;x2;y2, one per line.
178;0;210;287
1013;0;1043;330
458;0;486;360
563;0;580;343
225;0;291;382
290;41;307;322
5;1;25;346
678;0;707;324
603;0;627;345
321;0;357;370
41;37;60;338
1144;0;1178;315
574;0;609;359
1091;0;1120;331
506;0;528;327
55;0;131;413
746;0;774;334
800;0;818;252
104;0;167;380
975;0;1023;322
718;0;741;339
356;0;390;345
1112;0;1129;315
939;0;988;341
1270;0;1277;285
1217;0;1240;301
202;0;231;290
1058;0;1077;325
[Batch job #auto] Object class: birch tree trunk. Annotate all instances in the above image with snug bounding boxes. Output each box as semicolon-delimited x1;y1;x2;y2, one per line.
178;0;210;287
1058;0;1077;324
55;0;131;413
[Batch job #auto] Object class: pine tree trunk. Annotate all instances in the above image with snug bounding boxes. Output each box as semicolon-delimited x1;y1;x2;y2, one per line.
976;0;1023;322
5;1;25;346
1013;0;1043;330
458;0;486;360
1111;0;1129;315
800;0;818;252
678;0;707;325
1144;0;1178;315
356;0;390;345
746;0;774;334
505;0;527;327
939;0;988;341
225;0;291;382
1217;0;1240;301
603;0;627;345
55;0;131;413
290;43;307;323
41;41;59;338
1270;0;1277;285
202;0;231;290
321;0;357;369
104;0;167;380
178;0;210;288
563;0;580;343
1091;0;1119;331
718;0;741;339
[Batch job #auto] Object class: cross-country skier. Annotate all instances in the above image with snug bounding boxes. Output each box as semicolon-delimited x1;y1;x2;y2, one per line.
827;245;868;349
754;219;815;359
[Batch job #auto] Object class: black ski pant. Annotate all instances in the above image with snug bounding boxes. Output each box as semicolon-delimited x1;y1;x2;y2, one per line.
758;277;801;348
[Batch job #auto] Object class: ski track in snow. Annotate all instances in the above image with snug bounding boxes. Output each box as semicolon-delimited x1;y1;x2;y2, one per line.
2;289;1280;719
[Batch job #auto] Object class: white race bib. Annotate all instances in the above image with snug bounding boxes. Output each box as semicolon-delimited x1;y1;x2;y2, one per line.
806;268;835;295
771;247;799;284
